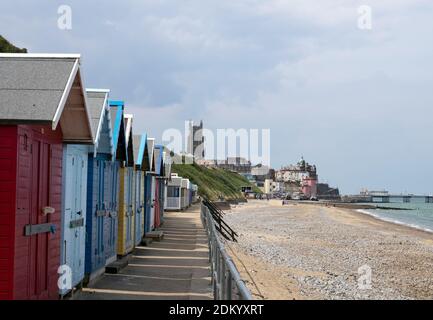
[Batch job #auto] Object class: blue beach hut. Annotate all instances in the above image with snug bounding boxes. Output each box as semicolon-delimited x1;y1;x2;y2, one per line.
144;138;155;234
60;83;94;296
132;134;150;245
84;90;120;283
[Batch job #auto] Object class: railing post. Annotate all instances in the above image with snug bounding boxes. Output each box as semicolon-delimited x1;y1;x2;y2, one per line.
201;200;253;301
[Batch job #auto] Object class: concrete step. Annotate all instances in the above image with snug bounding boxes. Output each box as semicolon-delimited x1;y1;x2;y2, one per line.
141;238;153;246
144;230;164;242
106;254;131;274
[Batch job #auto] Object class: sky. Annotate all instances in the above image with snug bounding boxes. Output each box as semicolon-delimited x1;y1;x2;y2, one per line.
1;0;433;194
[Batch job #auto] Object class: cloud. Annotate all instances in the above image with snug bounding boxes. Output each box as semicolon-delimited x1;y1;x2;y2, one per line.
1;0;433;193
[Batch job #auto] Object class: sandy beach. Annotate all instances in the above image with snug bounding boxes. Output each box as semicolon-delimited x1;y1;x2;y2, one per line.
224;200;433;300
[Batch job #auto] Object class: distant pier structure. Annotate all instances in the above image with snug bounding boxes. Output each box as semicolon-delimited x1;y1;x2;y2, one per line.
345;190;433;203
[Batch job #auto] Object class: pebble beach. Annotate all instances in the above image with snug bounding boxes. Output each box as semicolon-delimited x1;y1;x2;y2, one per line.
224;200;433;300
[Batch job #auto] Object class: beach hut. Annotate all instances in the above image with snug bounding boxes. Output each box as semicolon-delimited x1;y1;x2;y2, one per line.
116;113;135;256
61;89;109;295
106;102;128;263
144;138;155;234
153;145;165;228
132;134;149;245
190;184;198;203
84;90;121;283
181;178;190;209
165;173;183;211
162;150;172;214
0;54;93;299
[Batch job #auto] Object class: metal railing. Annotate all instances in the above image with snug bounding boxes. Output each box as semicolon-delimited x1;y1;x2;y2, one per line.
201;203;253;300
202;198;238;241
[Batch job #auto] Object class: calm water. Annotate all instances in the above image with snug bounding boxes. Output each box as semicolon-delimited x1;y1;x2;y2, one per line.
358;203;433;233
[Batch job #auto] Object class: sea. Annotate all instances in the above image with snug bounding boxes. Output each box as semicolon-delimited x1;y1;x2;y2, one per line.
357;202;433;233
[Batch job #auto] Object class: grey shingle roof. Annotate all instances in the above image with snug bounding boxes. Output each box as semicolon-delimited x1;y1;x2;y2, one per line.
133;135;141;165
86;90;107;139
0;56;77;122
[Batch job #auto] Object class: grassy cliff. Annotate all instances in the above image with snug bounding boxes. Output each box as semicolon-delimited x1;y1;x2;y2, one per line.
171;163;261;201
0;35;27;53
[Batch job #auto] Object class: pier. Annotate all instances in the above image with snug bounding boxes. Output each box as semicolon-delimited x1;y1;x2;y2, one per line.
345;193;433;204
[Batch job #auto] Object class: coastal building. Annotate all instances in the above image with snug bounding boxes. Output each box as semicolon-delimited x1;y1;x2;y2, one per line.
187;120;205;160
85;92;120;283
0;54;93;299
195;159;217;166
240;173;256;185
317;183;340;200
264;179;285;194
206;157;252;174
251;164;273;188
275;157;318;198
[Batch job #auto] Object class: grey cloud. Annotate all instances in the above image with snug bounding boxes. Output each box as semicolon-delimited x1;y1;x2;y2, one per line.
1;0;433;193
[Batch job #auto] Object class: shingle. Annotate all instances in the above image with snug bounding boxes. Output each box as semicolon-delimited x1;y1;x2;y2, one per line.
86;91;106;138
133;135;141;164
0;57;76;121
0;89;64;121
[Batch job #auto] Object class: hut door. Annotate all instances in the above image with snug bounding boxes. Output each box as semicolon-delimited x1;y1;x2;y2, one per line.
63;150;86;287
62;153;75;290
144;175;152;234
126;168;134;243
28;140;51;299
96;160;105;265
150;177;156;229
111;162;119;246
104;161;115;261
135;171;142;244
154;181;160;228
73;153;86;282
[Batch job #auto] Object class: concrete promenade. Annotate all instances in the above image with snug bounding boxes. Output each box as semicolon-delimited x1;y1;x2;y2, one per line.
78;204;212;300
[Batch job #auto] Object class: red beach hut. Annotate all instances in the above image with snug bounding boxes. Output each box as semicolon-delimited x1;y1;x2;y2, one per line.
0;54;93;300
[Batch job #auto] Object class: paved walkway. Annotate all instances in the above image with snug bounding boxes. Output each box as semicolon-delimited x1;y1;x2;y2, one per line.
78;204;213;300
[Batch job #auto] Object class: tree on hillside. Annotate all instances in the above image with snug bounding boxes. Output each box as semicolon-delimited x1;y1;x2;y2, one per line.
0;35;27;53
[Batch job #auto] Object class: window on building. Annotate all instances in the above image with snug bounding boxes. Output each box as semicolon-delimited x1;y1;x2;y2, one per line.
167;186;180;197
